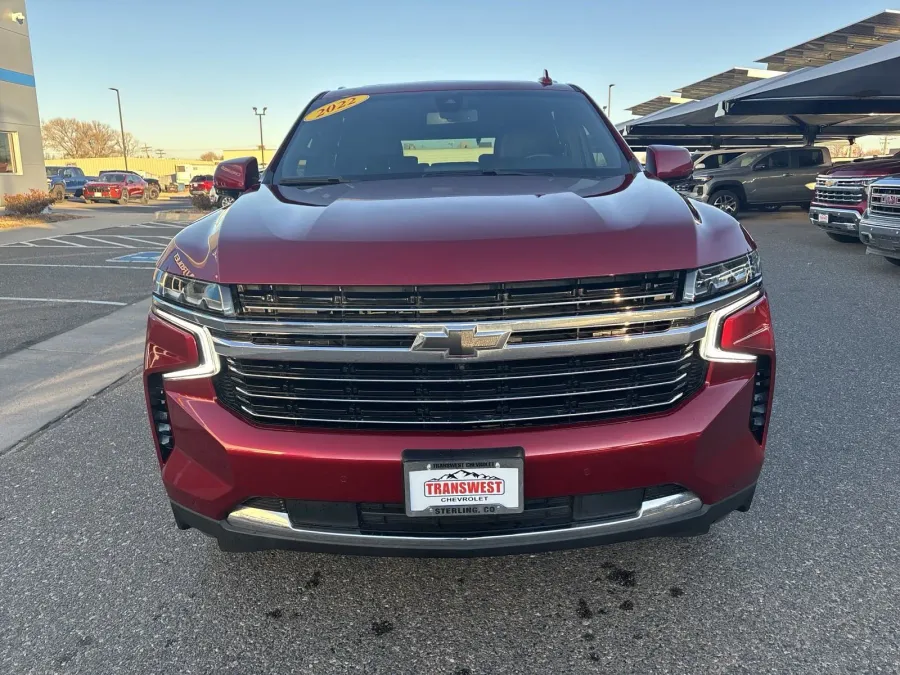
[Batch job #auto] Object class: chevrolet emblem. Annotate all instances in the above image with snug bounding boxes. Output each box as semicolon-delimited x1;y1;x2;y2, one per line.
411;326;511;358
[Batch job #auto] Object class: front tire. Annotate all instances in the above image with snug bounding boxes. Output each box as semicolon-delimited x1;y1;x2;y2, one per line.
141;190;150;205
885;257;900;267
709;188;741;215
217;193;235;209
51;184;66;202
118;191;129;206
826;232;859;244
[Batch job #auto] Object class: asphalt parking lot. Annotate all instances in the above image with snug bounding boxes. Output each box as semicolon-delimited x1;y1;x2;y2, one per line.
55;195;192;216
1;210;899;674
0;222;182;356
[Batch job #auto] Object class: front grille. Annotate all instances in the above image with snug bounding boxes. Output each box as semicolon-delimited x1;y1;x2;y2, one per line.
231;272;683;322
815;186;865;205
214;343;707;430
869;184;900;221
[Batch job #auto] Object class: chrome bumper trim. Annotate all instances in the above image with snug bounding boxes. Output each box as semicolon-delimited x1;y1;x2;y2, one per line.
224;491;703;551
211;322;709;362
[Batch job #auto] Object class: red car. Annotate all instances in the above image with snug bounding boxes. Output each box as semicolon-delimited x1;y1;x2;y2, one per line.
189;175;214;195
145;78;775;556
83;172;149;204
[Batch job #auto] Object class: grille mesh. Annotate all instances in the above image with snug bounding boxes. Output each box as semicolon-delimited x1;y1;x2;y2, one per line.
869;185;900;220
214;343;707;430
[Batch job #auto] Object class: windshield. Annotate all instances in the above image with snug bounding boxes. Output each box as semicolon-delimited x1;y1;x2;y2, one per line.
45;167;64;177
98;173;125;182
276;89;628;183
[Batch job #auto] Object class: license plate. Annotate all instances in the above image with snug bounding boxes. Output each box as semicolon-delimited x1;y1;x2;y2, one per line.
93;191;102;196
403;448;524;517
818;213;829;223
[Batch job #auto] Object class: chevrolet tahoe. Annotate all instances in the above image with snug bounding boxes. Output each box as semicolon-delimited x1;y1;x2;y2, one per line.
144;78;776;557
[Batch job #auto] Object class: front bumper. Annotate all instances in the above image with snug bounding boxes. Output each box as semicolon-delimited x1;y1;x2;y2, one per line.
809;205;863;234
152;356;768;555
171;483;756;557
859;217;900;259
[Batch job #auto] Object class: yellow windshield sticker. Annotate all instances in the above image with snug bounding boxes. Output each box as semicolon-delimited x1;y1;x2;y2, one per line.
304;95;370;121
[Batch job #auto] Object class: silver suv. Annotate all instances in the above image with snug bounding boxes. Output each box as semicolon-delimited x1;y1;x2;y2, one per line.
682;147;832;214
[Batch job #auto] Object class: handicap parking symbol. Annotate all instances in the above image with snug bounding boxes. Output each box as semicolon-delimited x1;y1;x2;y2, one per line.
107;251;161;264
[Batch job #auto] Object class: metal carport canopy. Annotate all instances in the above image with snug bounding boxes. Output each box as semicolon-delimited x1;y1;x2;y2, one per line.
619;40;900;143
719;38;900;116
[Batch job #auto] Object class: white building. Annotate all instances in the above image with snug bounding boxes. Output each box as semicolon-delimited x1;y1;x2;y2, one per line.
1;0;45;205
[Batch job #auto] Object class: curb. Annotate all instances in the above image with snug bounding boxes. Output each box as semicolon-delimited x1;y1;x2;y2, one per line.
0;299;149;455
154;210;204;223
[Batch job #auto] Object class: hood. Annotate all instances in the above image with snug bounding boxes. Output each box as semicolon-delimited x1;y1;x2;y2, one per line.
692;166;745;180
159;174;753;285
823;155;900;177
84;181;123;187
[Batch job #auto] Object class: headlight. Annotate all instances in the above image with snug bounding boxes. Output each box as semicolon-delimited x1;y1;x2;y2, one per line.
684;250;761;302
153;270;234;314
694;176;713;183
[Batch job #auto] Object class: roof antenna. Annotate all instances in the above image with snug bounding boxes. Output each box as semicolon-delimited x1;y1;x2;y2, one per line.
539;69;553;86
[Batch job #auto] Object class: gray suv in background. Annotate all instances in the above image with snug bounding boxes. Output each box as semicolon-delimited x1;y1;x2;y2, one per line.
683;147;832;214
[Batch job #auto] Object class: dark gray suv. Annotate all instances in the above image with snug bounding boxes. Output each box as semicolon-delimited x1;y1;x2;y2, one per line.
682;147;832;214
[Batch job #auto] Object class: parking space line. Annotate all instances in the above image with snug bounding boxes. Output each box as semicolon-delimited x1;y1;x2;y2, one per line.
0;263;156;270
0;296;128;306
43;237;87;247
114;235;171;247
73;234;134;247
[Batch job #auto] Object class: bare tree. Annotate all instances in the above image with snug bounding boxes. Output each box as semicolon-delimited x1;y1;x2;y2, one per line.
200;151;224;161
41;117;144;158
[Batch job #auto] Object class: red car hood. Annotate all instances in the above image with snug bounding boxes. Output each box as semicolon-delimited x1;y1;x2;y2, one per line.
159;174;753;285
822;156;900;177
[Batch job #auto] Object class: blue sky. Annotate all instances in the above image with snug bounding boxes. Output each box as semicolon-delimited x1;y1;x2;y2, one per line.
26;0;892;156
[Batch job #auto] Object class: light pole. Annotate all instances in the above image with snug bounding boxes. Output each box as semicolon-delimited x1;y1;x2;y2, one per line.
253;106;267;165
607;84;615;119
108;87;128;171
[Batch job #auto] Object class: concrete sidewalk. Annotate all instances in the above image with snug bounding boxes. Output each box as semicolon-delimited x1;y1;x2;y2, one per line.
0;212;154;246
0;298;149;454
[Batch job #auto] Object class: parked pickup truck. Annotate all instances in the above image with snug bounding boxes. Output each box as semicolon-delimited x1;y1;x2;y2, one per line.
859;176;900;266
684;146;830;215
145;78;775;557
45;165;94;201
809;152;900;243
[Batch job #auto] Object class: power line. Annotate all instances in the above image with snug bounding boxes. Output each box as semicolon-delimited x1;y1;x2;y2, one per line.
155;149;166;158
140;144;152;158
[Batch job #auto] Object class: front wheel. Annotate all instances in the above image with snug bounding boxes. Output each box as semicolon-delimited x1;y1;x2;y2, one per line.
709;189;741;215
885;257;900;267
51;184;66;202
141;190;150;205
826;232;859;244
217;193;235;209
118;191;129;206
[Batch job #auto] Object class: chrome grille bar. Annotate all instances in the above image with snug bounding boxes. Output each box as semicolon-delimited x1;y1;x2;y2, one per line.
236;393;686;426
232;372;687;404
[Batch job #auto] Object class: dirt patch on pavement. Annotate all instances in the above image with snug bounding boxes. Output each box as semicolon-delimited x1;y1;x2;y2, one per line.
0;213;83;230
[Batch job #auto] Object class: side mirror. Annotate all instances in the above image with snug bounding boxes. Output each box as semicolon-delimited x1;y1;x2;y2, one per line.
695;163;707;169
645;145;693;183
752;163;766;172
214;157;259;192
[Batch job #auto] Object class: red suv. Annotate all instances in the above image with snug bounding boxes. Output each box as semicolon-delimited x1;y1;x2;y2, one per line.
83;172;149;204
189;175;214;195
145;79;775;556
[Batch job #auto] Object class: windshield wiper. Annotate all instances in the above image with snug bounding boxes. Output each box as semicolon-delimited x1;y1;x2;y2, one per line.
278;176;348;186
